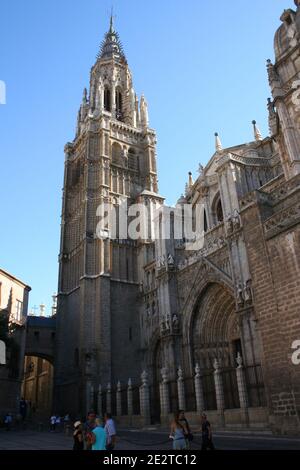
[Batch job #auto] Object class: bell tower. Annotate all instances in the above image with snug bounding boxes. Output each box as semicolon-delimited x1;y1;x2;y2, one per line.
268;3;300;179
54;17;159;415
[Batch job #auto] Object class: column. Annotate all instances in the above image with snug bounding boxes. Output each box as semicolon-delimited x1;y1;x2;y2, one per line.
159;367;170;418
97;384;103;417
106;383;111;414
236;353;249;427
194;364;205;413
127;378;133;417
116;381;122;417
86;380;92;415
213;359;225;425
90;384;95;412
139;371;151;425
177;367;186;411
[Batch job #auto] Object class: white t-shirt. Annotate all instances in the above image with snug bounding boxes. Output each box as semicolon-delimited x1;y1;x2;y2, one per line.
105;419;116;444
50;416;56;425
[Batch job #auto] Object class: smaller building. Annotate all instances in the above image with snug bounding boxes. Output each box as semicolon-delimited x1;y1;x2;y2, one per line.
22;315;56;419
0;269;31;416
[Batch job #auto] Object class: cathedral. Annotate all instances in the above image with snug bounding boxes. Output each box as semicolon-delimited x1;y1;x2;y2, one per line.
54;2;300;434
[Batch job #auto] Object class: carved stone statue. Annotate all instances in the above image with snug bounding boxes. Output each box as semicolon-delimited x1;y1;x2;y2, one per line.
267;98;278;136
232;209;241;231
160;320;166;334
177;367;184;380
165;314;171;332
226;214;233;234
195;363;201;378
236;352;243;368
244;279;253;304
140;94;149;127
213;358;220;371
172;314;180;331
266;60;281;89
237;283;244;307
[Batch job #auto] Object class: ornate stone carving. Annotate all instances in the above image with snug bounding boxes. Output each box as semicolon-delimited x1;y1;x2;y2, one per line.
141;370;148;386
237;283;245;307
161;367;169;383
244;279;253;305
167;253;175;266
172;314;180;332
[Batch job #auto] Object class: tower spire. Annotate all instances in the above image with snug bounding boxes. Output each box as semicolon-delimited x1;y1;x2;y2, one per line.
109;7;115;33
97;11;126;63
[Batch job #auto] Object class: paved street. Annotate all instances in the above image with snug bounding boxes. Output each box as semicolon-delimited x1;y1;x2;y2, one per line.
0;428;300;450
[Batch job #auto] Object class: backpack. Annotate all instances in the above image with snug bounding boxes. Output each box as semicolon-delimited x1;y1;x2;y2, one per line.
86;431;96;445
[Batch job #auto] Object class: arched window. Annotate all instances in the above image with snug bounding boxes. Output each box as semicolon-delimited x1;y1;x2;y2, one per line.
216;199;224;223
115;90;123;121
111;142;122;166
204;209;208;233
104;88;111;112
212;192;224;224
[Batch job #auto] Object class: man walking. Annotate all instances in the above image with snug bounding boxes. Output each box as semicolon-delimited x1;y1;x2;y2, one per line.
104;412;117;450
201;413;215;451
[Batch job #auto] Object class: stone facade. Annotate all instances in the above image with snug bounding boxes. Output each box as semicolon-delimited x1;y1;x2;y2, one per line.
55;4;300;434
0;269;31;416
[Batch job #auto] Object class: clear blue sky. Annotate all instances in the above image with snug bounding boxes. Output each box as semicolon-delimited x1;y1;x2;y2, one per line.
0;0;290;313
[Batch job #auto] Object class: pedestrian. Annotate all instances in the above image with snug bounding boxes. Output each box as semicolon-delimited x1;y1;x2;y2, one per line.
169;411;188;450
179;410;193;448
201;413;215;451
19;397;27;422
64;413;71;436
84;411;96;450
104;412;117;450
4;413;12;431
73;421;84;451
55;415;61;432
50;414;56;432
91;418;107;451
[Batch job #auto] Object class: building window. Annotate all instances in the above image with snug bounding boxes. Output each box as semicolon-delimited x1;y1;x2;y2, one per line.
216;199;224;223
128;148;138;171
115;90;123;120
104;88;111;112
111;142;122;166
204;209;208;233
15;300;23;321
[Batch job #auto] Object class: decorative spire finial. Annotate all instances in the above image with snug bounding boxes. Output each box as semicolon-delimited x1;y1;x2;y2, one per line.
109;7;115;33
82;88;88;104
97;10;126;62
252;120;263;141
215;132;223;152
188;172;194;187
